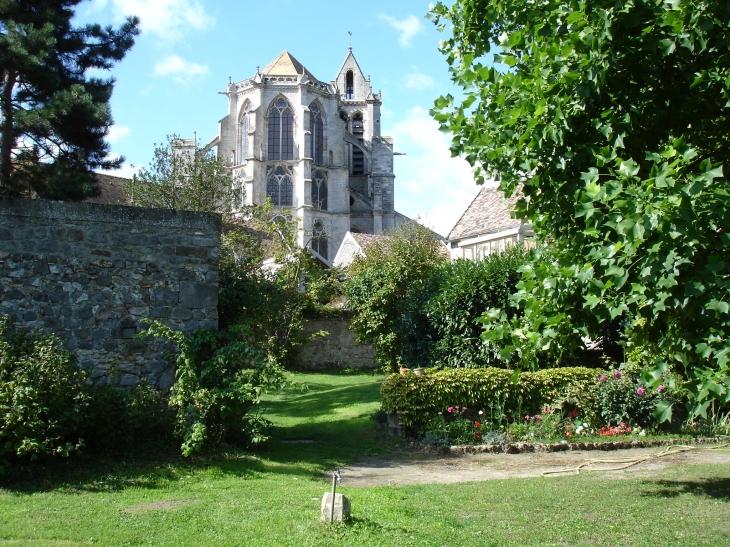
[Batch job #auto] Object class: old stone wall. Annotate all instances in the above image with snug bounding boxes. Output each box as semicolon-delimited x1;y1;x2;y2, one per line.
295;313;375;370
0;198;221;389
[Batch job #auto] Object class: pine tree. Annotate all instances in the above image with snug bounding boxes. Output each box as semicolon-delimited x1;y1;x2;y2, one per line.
0;0;139;200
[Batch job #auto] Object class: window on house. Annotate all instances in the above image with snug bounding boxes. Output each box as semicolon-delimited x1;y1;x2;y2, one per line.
352;112;364;175
311;219;328;260
309;102;323;165
266;165;293;207
311;169;328;211
345;71;354;99
239;102;253;163
267;98;295;161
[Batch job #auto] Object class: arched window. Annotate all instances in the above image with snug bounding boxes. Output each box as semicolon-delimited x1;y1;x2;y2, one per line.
239;102;253;163
267;98;295;161
345;71;354;99
309;102;323;165
311;219;328;260
266;165;293;207
311;169;328;211
352;112;365;175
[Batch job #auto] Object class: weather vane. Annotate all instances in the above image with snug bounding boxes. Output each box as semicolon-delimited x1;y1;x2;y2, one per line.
348;31;352;50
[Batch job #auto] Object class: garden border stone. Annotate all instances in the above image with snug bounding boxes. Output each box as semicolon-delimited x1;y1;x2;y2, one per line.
413;436;724;456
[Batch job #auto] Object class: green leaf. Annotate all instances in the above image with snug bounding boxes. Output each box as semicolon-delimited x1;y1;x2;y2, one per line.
653;401;673;424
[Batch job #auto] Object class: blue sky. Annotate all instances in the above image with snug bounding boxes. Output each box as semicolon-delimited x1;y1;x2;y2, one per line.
77;0;486;236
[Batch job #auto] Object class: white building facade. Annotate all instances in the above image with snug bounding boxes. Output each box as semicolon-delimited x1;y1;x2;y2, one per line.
205;50;403;265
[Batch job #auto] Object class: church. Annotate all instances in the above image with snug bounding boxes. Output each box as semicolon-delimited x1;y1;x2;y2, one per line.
203;49;410;265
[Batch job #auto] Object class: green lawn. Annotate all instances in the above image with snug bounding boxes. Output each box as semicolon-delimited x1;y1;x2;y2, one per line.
1;371;729;547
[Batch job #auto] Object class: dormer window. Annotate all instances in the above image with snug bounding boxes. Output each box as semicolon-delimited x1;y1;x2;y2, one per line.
346;70;354;99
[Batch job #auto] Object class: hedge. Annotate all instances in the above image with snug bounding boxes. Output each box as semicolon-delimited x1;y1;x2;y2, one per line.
381;367;603;427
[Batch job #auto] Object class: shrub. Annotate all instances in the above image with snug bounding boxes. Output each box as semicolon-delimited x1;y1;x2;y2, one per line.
0;317;89;466
597;369;680;428
381;367;602;427
139;321;286;456
346;222;448;371
81;382;173;455
427;246;529;368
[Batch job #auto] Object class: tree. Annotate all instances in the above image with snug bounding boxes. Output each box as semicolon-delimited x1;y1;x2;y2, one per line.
429;0;730;418
124;135;242;214
346;222;447;371
0;0;139;199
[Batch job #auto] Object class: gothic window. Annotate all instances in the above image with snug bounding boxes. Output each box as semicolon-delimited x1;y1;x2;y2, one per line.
239;102;253;163
266;165;294;207
311;219;328;260
352;112;365;175
346;71;354;99
309;102;324;165
267;98;295;161
311;169;328;211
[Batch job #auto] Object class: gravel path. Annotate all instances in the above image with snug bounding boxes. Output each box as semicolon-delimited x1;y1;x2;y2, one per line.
341;445;730;487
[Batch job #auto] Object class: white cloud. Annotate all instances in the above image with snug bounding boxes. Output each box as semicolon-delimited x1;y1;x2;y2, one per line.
107;125;131;143
386;107;497;237
154;55;209;84
378;13;424;47
404;71;434;90
107;0;215;42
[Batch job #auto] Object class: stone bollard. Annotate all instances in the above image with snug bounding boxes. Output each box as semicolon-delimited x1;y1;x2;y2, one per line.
320;493;351;523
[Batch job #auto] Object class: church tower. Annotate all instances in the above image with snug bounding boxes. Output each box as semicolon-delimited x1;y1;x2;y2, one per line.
208;50;399;264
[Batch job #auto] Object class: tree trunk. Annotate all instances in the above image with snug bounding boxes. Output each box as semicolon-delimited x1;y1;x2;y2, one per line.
0;70;17;191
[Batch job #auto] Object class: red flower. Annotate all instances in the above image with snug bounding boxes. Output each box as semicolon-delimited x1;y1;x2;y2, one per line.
475;422;481;428
474;432;481;439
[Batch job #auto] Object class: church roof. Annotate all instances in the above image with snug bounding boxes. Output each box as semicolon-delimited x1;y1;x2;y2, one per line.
447;185;522;241
261;50;318;80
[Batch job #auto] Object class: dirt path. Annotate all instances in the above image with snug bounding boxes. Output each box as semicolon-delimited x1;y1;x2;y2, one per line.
342;445;730;487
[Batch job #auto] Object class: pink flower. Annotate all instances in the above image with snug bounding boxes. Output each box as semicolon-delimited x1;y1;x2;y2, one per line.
599;375;607;382
614;371;622;379
637;387;645;395
447;407;453;413
657;385;665;393
534;415;542;420
525;415;531;421
462;407;467;411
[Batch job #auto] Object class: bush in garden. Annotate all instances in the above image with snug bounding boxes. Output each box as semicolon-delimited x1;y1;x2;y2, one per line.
81;382;173;455
0;316;89;467
139;321;286;456
381;367;603;428
596;369;680;428
346;222;448;371
427;246;529;368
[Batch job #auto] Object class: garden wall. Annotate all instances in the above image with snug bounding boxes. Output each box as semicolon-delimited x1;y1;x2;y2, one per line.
295;314;375;369
0;198;221;389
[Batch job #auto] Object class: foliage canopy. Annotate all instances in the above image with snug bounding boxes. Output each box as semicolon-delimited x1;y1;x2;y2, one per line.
0;0;139;199
124;135;240;214
430;0;730;419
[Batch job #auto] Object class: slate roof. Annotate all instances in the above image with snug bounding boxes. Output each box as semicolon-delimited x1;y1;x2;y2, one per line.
447;186;522;241
84;173;131;205
261;50;318;81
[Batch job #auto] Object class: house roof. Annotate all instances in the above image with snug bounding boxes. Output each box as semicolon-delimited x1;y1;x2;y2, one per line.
261;50;318;81
84;173;130;205
350;232;389;250
447;185;522;241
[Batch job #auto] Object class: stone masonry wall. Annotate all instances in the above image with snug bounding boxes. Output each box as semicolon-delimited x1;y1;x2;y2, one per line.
0;198;221;389
295;314;375;370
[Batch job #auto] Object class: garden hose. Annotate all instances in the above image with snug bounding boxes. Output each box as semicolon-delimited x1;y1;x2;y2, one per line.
541;442;730;476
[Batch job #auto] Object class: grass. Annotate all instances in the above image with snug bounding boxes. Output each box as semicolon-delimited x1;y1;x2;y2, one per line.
1;371;729;547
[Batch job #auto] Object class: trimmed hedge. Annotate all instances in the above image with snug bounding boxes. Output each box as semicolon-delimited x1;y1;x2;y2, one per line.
381;367;603;427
